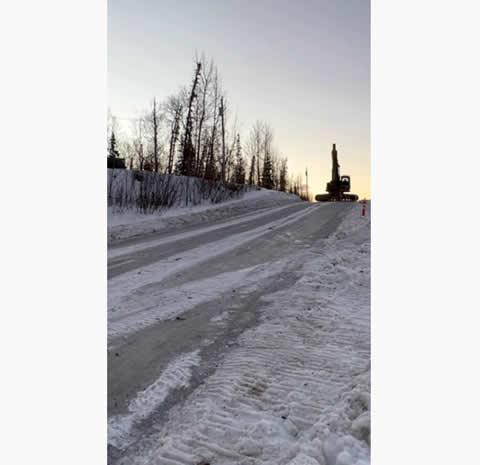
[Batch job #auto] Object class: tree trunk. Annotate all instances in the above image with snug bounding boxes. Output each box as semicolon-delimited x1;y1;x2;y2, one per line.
153;98;159;172
220;97;226;182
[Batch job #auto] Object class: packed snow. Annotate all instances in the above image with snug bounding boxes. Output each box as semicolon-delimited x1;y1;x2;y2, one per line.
108;202;303;260
108;204;317;343
108;350;201;450
108;202;370;465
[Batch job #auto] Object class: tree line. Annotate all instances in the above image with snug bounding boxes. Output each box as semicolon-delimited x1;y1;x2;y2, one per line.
108;55;310;199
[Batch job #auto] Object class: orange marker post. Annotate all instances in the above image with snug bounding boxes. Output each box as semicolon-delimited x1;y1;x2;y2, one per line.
361;198;366;217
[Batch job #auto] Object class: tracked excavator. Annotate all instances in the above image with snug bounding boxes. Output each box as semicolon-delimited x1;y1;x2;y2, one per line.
315;144;359;202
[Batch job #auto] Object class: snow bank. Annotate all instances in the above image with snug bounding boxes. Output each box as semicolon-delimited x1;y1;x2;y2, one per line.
108;185;302;242
108;168;250;212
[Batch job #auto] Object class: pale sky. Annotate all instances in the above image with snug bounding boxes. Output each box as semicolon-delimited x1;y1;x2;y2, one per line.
108;0;370;198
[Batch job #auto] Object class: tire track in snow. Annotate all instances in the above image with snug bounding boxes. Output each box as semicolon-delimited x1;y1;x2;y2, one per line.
116;214;370;465
108;350;201;450
108;262;285;344
109;202;308;261
108;205;319;341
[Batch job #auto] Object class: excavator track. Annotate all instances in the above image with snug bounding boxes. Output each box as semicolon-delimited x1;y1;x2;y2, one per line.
315;194;358;202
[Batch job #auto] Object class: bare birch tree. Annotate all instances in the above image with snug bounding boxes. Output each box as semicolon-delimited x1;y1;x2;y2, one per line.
246;121;263;185
131;117;146;170
147;97;162;172
164;94;184;174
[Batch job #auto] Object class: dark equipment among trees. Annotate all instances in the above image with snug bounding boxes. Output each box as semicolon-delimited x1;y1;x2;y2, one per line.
106;55;314;194
315;144;358;202
108;157;126;169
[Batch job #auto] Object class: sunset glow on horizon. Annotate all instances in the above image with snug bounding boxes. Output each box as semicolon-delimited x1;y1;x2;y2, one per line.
108;0;370;199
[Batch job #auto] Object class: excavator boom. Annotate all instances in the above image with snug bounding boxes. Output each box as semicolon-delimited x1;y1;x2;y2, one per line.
331;143;340;182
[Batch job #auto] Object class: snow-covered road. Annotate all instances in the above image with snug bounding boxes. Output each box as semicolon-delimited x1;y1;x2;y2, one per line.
108;198;370;465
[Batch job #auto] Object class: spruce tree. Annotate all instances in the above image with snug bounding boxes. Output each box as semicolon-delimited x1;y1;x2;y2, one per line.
109;131;120;158
204;148;216;181
279;159;288;192
233;134;245;184
248;154;256;185
261;153;274;189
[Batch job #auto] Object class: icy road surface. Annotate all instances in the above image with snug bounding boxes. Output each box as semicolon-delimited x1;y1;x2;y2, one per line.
108;200;370;465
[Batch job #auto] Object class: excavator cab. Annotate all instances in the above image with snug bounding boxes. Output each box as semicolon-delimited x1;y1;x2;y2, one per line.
340;175;351;192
